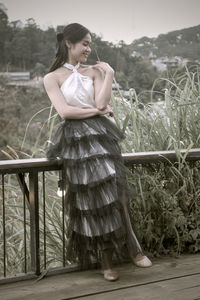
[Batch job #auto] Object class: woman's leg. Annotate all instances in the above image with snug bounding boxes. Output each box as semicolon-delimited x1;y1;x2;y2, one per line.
122;203;152;267
101;248;119;281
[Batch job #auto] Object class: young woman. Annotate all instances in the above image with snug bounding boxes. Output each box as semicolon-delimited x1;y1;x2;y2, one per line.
44;23;152;282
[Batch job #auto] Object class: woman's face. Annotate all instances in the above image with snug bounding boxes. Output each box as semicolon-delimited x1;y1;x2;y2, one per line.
67;33;92;63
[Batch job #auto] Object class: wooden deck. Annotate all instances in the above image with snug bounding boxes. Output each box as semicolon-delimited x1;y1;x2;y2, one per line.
0;254;200;300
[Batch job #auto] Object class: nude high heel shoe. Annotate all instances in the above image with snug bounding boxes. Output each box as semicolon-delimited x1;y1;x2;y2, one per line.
132;254;152;268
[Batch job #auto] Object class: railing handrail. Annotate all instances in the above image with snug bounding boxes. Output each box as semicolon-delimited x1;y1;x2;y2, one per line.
0;148;200;172
0;158;60;170
123;148;200;163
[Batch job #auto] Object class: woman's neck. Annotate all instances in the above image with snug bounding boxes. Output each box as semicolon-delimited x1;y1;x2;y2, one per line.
66;58;79;66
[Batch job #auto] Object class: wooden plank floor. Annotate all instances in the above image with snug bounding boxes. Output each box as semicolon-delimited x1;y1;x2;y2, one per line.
0;254;200;300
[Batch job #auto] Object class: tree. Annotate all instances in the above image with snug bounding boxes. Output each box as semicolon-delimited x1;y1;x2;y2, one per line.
115;71;128;90
128;57;160;102
33;62;46;78
0;7;10;68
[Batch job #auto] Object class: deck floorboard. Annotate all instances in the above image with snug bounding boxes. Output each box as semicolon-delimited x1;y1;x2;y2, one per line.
0;254;200;300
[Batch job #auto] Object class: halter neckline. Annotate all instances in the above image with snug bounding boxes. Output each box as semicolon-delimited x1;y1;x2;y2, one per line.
63;62;80;72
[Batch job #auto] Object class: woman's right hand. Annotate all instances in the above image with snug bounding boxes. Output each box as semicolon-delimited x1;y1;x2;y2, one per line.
91;61;114;75
98;105;114;117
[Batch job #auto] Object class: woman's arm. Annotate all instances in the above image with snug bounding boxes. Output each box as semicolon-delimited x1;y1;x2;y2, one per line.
43;73;110;119
92;61;114;110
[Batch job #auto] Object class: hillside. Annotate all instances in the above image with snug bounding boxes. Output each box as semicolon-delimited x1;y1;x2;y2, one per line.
129;24;200;61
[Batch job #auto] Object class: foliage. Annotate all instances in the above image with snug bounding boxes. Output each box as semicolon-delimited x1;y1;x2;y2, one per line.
129;161;200;256
112;65;200;153
110;65;200;256
127;57;161;101
0;79;51;159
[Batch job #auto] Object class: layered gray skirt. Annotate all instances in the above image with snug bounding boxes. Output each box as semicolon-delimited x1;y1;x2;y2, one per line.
46;115;143;268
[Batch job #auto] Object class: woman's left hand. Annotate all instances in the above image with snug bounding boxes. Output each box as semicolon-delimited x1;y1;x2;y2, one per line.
91;61;114;75
107;105;114;117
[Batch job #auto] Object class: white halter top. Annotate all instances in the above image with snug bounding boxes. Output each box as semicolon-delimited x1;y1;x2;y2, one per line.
60;62;96;108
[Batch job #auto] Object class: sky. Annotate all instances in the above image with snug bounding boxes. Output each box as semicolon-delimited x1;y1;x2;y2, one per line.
1;0;200;44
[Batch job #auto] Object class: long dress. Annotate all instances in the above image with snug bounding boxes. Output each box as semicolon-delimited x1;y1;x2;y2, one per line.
46;62;143;269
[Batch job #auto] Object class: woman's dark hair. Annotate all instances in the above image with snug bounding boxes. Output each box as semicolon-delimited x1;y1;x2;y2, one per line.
49;23;91;72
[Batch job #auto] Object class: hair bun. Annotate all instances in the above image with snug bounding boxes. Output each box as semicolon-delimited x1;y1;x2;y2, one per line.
56;32;64;42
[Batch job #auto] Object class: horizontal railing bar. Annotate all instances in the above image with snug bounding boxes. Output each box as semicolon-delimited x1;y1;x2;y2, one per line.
37;262;99;278
0;272;37;285
0;165;61;174
123;148;200;164
0;158;62;171
0;148;200;172
0;262;95;285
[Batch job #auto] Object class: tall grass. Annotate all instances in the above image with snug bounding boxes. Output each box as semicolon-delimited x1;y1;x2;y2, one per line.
112;65;200;153
0;171;68;276
1;66;200;277
111;65;200;255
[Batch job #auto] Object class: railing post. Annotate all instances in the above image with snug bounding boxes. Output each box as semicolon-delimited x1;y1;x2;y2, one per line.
29;171;40;275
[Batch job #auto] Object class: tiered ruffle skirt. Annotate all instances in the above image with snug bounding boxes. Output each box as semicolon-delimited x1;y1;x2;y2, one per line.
46;115;143;268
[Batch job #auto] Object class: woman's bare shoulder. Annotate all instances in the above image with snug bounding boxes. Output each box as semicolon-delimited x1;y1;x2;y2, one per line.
44;71;57;83
43;68;63;86
91;67;104;80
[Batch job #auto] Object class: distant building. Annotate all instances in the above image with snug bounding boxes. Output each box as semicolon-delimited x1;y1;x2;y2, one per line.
10;20;24;29
151;58;167;71
131;51;141;58
0;72;30;81
161;56;189;68
151;56;189;71
112;82;122;91
148;51;157;59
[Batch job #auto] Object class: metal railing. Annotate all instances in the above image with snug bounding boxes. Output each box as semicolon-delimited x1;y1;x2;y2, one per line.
0;158;63;283
1;148;200;284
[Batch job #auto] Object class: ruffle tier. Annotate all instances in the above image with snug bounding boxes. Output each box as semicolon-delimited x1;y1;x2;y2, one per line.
46;115;143;268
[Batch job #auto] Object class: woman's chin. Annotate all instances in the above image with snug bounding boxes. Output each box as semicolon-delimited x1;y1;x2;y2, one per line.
80;55;88;62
